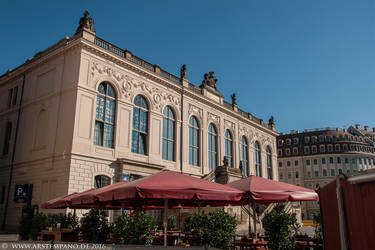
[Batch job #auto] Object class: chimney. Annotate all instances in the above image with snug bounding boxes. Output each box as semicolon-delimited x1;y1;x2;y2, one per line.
355;124;360;129
364;126;369;131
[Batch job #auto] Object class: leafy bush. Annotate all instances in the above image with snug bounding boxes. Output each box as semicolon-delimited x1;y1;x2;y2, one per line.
184;210;210;246
184;208;238;250
262;205;300;250
46;213;78;229
113;211;157;245
30;213;48;240
18;211;79;240
313;211;323;242
18;212;33;240
167;214;177;230
80;209;111;243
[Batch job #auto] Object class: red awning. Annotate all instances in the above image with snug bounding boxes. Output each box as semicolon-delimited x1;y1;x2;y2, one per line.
40;189;95;209
227;175;318;204
94;170;244;207
70;181;127;206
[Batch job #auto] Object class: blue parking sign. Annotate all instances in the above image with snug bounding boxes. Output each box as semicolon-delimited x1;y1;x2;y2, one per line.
14;184;29;202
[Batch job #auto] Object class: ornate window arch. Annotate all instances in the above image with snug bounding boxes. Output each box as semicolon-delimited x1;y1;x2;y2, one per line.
254;141;262;177
162;106;175;161
266;146;273;179
189;116;200;166
225;130;233;167
94;175;111;189
131;95;149;155
94;82;116;148
208;123;217;171
240;136;249;176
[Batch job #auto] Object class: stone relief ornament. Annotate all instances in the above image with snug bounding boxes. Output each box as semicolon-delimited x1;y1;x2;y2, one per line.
239;126;254;141
91;62;180;111
224;120;235;131
188;104;203;118
208;112;220;125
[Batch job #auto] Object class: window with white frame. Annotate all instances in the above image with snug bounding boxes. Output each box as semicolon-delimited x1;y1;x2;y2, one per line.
94;82;116;148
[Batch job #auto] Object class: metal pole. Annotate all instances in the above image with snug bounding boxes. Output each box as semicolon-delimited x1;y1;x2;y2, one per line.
164;199;168;247
252;201;257;239
2;74;26;231
248;204;252;236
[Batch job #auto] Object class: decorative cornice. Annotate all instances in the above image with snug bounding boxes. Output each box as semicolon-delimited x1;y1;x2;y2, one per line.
91;61;180;113
188;104;203;119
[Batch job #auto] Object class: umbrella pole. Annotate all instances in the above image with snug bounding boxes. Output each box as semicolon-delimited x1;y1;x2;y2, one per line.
164;199;168;247
252;201;257;239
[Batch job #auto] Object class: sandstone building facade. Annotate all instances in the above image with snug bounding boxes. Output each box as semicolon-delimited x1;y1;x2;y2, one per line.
0;12;278;231
277;125;375;219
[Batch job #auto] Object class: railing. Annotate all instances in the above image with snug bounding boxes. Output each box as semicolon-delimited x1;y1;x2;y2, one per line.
93;36;272;129
94;37;124;57
303;127;343;132
94;36;180;83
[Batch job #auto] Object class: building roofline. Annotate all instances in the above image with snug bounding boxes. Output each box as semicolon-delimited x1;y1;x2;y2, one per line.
1;14;278;135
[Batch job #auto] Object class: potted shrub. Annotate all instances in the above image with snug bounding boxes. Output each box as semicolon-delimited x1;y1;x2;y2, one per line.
80;209;110;243
262;204;300;250
113;211;157;245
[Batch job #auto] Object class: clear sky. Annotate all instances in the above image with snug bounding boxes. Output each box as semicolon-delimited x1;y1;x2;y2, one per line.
1;0;374;133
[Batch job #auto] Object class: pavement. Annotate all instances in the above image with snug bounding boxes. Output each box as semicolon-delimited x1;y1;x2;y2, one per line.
0;241;219;250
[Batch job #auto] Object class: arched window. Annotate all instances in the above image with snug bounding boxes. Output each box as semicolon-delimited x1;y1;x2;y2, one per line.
189;116;199;166
266;146;273;179
225;130;233;167
94;175;111;189
254;141;262;177
240;136;248;176
94;82;116;148
162;106;175;161
208;124;217;171
131;95;148;155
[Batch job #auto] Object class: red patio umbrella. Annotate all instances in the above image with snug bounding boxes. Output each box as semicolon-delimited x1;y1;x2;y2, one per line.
40;189;95;209
227;175;318;237
71;181;127;206
227;175;318;204
92;170;244;247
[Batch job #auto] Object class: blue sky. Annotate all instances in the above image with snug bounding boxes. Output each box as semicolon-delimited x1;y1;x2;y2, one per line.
1;0;374;133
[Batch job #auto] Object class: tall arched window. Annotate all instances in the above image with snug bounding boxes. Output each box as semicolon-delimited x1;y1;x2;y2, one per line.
162;106;175;161
131;95;148;155
208;124;217;171
225;130;233;167
240;136;248;176
266;146;273;179
94;82;116;148
94;175;111;189
254;141;262;177
189;116;199;166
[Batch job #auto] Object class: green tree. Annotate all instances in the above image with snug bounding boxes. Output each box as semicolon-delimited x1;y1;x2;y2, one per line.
30;213;48;240
113;211;157;245
262;205;300;250
313;211;323;242
167;214;177;230
80;209;110;243
184;208;238;250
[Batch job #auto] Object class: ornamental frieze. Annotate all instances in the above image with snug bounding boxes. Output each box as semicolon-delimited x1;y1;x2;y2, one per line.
188;104;203;118
92;62;180;112
239;126;254;141
207;112;220;125
224;120;235;132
